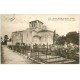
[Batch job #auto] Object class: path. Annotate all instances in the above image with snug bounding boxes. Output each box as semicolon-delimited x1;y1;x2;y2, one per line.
1;46;33;64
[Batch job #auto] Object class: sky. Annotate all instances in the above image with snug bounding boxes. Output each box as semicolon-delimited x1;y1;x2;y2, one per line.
1;14;80;38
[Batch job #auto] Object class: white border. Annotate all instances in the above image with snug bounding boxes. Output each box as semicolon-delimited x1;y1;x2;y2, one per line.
0;0;80;80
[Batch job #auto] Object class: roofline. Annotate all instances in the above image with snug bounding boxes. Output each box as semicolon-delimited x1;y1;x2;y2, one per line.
12;30;23;33
37;30;54;33
29;20;43;24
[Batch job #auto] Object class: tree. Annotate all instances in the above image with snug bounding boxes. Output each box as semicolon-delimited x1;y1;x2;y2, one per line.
1;37;3;42
56;36;66;45
4;35;8;45
1;37;4;45
9;38;12;41
66;31;79;45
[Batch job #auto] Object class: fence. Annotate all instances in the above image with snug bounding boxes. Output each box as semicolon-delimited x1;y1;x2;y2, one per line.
7;43;79;64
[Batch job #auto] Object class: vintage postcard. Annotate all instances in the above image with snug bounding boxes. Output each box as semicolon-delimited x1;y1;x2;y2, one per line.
0;14;80;64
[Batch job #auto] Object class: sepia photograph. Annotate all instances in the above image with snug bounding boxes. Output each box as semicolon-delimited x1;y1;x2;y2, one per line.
1;14;80;64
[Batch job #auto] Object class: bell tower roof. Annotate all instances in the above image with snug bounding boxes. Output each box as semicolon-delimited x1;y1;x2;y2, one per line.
29;20;43;24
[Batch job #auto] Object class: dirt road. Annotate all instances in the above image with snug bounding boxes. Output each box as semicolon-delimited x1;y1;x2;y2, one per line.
1;46;33;64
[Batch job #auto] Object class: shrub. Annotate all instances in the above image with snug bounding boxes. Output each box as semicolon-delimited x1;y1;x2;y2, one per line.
52;45;79;61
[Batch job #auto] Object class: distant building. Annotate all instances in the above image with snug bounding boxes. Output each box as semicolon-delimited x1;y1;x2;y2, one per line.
12;20;58;45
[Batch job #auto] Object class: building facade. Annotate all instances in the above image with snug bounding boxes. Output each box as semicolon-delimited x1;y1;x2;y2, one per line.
12;20;58;45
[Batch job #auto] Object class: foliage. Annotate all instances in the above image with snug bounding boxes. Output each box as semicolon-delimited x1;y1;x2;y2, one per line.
56;31;79;45
4;35;8;45
66;31;79;45
56;36;66;45
52;45;79;62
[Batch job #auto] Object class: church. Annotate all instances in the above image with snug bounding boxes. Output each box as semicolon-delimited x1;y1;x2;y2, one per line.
12;20;58;45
